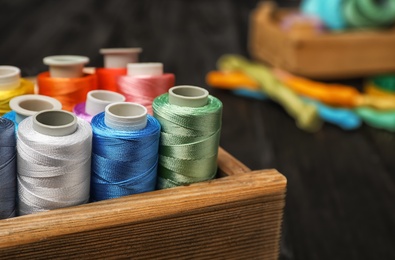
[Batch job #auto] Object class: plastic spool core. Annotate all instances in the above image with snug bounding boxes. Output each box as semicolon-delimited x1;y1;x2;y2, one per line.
0;66;21;90
43;55;89;78
10;95;62;124
127;63;163;77
105;102;147;131
100;48;142;69
33;110;77;136
85;90;126;116
169;85;209;107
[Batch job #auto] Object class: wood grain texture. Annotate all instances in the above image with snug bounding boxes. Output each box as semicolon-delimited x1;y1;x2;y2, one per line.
0;151;286;259
217;147;251;176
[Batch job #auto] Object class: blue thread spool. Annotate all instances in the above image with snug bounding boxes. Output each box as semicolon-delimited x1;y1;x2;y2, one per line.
0;118;16;219
90;102;161;201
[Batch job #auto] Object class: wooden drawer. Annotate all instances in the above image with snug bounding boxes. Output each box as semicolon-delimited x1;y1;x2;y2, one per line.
0;147;286;259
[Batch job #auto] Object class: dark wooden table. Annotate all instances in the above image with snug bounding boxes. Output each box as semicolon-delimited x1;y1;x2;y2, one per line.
2;0;395;259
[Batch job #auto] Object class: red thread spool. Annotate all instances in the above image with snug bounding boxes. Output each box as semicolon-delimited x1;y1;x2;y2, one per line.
96;48;142;91
118;63;175;115
37;55;97;111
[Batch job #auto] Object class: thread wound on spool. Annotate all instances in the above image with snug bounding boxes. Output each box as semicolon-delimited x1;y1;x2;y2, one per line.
96;68;127;91
0;79;35;115
74;90;126;123
153;89;222;189
37;72;97;111
17;115;92;215
118;73;175;115
90;110;161;201
0;118;16;219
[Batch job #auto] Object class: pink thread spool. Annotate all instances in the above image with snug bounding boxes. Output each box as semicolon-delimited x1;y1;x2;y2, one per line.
117;63;175;115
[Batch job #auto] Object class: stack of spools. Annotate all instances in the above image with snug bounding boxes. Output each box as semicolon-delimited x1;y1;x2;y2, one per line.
0;51;223;219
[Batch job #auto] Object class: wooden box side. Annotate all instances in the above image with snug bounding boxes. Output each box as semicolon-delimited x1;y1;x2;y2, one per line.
249;2;298;70
249;2;395;79
0;148;287;259
293;31;395;78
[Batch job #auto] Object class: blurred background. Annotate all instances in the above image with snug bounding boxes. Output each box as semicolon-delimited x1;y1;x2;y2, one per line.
2;0;395;259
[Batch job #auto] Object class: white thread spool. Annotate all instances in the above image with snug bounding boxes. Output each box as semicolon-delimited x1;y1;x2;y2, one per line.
17;110;92;215
168;85;209;107
43;55;89;78
33;110;77;136
100;48;142;69
85;90;126;117
0;66;20;90
127;63;163;77
9;95;62;124
105;102;147;131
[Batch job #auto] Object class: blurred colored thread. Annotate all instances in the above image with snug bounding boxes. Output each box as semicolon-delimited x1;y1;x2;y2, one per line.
153;93;222;189
37;72;97;111
0;79;34;115
217;54;322;132
343;0;395;28
206;69;360;130
206;71;259;90
301;0;346;30
275;69;359;107
371;74;395;93
277;70;395;110
355;107;395;132
364;82;395;97
301;0;395;29
303;98;361;130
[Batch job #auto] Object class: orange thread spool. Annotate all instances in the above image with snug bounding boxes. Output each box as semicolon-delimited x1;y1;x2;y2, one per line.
96;68;127;92
37;72;97;111
97;48;142;91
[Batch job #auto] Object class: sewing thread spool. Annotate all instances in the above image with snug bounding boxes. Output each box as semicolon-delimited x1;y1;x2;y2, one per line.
153;86;222;189
96;48;142;91
2;94;62;128
0;66;34;115
118;63;175;115
90;102;161;201
17;110;92;215
37;55;97;111
73;90;126;123
0;118;16;219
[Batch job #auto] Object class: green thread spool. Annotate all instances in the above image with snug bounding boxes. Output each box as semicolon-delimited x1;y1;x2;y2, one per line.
153;86;222;189
218;55;322;132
